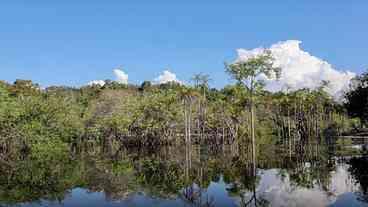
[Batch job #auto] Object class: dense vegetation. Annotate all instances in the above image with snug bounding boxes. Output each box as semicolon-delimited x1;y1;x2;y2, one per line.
0;65;362;164
1;54;367;206
345;71;368;126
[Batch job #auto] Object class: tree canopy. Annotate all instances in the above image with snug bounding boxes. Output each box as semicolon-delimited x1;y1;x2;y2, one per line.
345;71;368;125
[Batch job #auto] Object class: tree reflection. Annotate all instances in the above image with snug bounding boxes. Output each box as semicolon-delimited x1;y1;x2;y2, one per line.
0;155;77;205
0;143;367;207
180;184;215;207
135;158;185;197
237;162;269;207
349;157;368;203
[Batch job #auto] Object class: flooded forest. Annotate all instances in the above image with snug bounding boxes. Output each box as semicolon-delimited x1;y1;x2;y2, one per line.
1;55;368;207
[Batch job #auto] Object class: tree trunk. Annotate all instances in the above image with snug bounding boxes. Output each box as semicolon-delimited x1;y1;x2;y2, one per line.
188;100;192;144
288;109;292;158
184;100;188;143
250;101;256;172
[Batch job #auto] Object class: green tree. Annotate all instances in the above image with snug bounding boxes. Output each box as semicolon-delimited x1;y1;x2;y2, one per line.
139;81;152;91
225;50;281;170
345;71;368;126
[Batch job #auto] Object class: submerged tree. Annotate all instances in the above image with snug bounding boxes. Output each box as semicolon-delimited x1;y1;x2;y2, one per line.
179;87;199;143
225;50;281;171
192;73;211;138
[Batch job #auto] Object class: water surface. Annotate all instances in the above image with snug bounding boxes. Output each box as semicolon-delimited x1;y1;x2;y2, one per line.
1;145;367;207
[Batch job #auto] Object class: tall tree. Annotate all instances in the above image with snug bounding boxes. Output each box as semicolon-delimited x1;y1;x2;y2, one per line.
179;87;199;143
191;73;211;97
225;50;281;171
191;73;211;137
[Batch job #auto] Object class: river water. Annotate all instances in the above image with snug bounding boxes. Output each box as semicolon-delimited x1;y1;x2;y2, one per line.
0;145;367;207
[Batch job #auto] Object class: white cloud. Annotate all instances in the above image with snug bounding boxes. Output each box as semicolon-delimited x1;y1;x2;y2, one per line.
154;70;182;84
113;69;128;84
87;68;128;86
88;80;105;87
236;40;355;100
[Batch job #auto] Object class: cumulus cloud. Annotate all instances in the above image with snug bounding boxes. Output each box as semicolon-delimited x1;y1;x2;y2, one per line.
87;68;129;86
88;80;105;87
154;70;182;84
236;40;355;100
113;69;128;84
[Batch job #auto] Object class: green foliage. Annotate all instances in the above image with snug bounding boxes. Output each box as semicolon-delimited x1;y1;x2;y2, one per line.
0;69;360;162
0;82;84;160
225;50;281;92
0;70;364;206
345;71;368;125
335;138;358;156
111;160;134;176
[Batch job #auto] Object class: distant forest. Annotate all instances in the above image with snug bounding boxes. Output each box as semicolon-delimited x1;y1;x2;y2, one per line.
0;53;367;162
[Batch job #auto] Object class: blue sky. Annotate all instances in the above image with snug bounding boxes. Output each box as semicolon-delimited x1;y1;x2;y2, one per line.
1;0;367;88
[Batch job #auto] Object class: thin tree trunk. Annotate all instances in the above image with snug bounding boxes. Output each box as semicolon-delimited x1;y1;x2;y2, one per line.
250;97;256;174
184;99;189;143
251;104;256;173
288;108;292;158
188;100;192;144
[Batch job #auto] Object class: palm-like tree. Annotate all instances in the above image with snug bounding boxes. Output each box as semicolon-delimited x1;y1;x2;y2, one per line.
192;73;211;138
179;87;200;143
192;73;211;98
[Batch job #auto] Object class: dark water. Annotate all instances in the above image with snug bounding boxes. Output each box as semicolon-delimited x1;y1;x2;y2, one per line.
1;145;368;207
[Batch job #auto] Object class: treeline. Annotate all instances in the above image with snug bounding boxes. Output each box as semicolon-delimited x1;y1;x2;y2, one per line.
0;73;358;161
